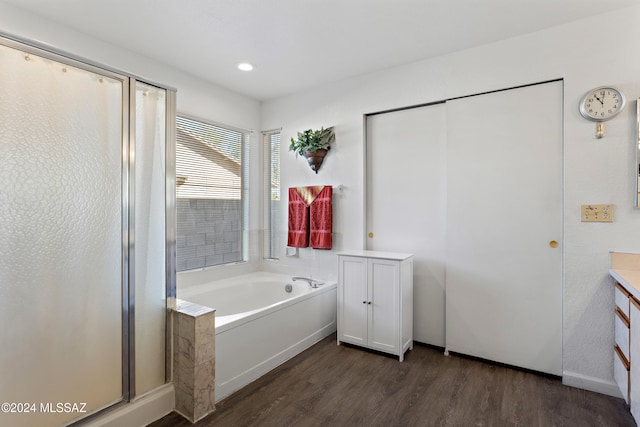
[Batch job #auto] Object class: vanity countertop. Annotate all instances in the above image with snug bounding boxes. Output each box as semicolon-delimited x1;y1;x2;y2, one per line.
610;252;640;298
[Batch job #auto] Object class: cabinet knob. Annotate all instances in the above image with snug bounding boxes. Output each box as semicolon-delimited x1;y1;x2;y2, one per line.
363;301;367;304
368;301;372;305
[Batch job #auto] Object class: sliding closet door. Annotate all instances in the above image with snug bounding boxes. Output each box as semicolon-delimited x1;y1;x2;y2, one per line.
445;81;562;375
366;103;446;346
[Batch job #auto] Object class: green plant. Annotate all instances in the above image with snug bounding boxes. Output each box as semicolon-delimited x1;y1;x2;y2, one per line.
289;126;335;157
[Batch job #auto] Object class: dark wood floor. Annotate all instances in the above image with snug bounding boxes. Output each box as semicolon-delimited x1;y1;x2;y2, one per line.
149;334;635;427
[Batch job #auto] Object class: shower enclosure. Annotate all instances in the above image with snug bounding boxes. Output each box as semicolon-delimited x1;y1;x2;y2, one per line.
0;36;175;427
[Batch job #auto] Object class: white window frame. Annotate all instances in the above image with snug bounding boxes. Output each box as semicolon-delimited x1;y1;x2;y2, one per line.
175;114;250;270
263;129;281;260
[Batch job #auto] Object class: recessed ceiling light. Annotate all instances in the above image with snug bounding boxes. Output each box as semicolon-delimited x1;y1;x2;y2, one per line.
237;62;255;72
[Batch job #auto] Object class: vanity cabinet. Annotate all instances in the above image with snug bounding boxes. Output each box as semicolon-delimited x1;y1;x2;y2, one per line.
614;282;631;404
337;250;413;361
610;252;640;423
612;279;640;415
630;295;640;420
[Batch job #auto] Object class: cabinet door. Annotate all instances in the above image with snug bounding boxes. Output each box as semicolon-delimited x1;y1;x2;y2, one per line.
368;258;400;353
630;297;640;419
338;256;368;345
615;346;630;404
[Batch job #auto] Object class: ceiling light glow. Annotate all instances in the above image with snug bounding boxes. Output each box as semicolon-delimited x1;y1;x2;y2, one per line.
237;62;255;71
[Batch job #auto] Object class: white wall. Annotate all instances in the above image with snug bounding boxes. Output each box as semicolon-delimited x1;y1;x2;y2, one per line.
261;5;640;394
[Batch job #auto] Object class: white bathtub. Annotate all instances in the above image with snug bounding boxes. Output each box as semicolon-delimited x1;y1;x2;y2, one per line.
177;272;337;401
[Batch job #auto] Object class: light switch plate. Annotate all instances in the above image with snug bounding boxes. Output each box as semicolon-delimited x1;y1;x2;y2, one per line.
581;204;614;222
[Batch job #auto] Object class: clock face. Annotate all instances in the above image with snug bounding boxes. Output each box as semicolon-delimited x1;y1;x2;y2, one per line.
579;87;625;121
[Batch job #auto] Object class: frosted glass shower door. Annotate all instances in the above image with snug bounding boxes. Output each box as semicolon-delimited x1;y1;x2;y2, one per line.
134;82;167;395
0;44;125;426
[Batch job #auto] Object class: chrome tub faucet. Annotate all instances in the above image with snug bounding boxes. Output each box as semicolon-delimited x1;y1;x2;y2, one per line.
292;276;323;288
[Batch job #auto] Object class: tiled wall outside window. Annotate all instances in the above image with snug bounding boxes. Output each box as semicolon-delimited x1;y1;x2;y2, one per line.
176;198;242;271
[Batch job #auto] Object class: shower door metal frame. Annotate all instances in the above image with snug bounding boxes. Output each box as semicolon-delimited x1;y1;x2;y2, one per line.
0;32;177;424
165;89;177;385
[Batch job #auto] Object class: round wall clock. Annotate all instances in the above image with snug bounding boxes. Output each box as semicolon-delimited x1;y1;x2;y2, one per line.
579;86;626;122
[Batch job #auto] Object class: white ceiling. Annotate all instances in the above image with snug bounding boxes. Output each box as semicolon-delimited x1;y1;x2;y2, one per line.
3;0;639;101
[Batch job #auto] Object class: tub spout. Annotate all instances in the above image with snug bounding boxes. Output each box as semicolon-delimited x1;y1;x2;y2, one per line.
292;276;323;288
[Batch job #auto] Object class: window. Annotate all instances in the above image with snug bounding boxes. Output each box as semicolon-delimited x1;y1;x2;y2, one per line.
175;115;249;271
263;130;281;259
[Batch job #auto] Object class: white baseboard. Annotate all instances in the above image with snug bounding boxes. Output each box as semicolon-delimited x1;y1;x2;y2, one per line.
85;384;175;427
562;371;623;399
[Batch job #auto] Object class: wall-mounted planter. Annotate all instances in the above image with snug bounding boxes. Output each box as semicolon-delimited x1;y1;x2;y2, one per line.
303;148;329;174
289;126;334;174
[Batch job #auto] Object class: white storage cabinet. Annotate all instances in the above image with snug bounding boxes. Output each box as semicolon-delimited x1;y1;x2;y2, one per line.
337;250;413;361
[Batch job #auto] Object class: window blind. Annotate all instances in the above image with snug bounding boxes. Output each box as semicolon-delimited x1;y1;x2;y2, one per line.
263;131;281;259
176;116;243;200
175;115;248;271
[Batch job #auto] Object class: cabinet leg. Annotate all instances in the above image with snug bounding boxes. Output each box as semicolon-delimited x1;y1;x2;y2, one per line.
444;349;450;356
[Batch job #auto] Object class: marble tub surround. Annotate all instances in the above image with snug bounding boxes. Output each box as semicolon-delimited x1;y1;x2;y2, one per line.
173;299;216;423
610;252;640;297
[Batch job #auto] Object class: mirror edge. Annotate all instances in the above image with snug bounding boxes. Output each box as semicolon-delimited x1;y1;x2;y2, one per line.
637;97;640;208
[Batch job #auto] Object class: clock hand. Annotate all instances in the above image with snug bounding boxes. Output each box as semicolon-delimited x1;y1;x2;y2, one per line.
594;94;604;105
